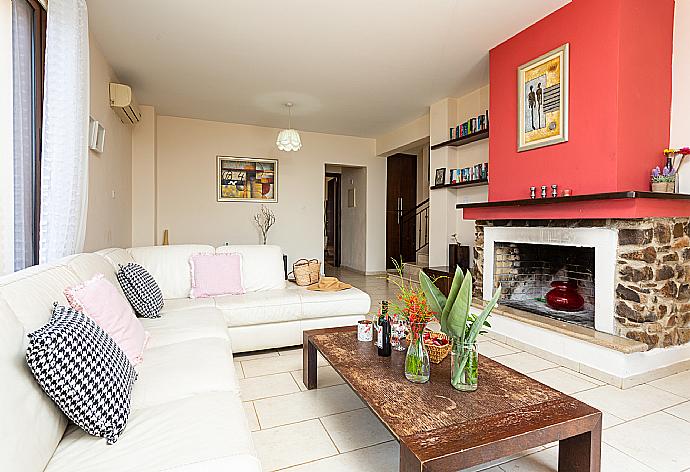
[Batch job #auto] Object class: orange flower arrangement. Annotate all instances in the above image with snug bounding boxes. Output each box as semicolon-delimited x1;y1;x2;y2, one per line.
387;259;436;325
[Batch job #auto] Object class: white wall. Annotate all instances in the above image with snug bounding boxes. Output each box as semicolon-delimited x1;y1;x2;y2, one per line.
84;35;133;251
340;166;367;272
672;0;690;192
428;87;489;267
376;113;430;157
152;116;386;273
131;105;157;246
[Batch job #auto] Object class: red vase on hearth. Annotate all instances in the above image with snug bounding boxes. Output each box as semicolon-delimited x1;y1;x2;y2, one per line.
545;281;584;311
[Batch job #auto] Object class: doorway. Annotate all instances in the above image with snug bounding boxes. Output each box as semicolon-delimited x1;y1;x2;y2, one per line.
386;154;418;269
324;172;341;267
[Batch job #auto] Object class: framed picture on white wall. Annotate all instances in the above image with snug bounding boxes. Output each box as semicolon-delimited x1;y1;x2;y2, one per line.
217;156;278;202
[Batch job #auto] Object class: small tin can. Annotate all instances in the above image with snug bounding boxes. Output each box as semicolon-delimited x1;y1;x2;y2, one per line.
357;319;373;342
562;188;572;197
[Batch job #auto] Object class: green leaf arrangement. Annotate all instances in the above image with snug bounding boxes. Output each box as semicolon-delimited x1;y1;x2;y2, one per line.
419;267;501;389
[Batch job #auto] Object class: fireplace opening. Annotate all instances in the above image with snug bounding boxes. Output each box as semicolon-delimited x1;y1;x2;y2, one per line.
493;242;595;328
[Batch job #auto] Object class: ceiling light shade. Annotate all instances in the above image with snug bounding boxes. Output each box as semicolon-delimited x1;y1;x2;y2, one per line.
276;128;302;151
276;102;302;152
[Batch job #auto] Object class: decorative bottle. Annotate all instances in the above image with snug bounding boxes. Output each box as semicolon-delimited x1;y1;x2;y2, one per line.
377;301;391;357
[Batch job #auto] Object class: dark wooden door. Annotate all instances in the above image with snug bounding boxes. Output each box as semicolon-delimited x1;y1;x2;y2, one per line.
386;154;418;269
325;173;341;266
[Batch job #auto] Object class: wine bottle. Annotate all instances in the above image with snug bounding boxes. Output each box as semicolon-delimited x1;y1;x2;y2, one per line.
377;301;391;357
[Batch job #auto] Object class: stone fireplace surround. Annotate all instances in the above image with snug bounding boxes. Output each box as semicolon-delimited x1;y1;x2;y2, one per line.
469;218;690;387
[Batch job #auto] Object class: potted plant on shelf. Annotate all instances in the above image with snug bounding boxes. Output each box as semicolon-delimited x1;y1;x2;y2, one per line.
419;267;501;391
388;260;436;384
651;165;676;193
663;147;690;193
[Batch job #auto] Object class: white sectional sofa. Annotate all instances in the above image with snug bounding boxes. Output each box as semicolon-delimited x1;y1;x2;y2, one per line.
0;244;371;472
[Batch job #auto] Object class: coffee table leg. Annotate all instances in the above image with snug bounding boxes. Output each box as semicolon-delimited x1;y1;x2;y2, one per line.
399;443;422;471
303;336;318;390
558;424;601;472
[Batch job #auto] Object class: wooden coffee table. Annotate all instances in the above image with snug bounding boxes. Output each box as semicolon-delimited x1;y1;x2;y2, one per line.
303;326;601;472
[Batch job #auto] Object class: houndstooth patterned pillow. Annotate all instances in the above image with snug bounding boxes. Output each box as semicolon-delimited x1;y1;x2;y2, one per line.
26;304;138;444
117;263;164;318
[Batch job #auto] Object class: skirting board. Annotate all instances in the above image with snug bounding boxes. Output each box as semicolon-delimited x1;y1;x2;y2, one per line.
478;307;690;389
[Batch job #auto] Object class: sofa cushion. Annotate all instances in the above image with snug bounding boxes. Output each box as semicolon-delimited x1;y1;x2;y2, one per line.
26;305;138;445
297;284;372;319
217;244;286;292
159;296;216;314
65;275;149;366
131;337;238;410
140;307;227;349
0;297;68;472
44;392;259;472
216;289;301;327
0;262;82;332
96;248;136;268
128;245;215;299
190;253;245;298
64;253;123;296
117;263;164;318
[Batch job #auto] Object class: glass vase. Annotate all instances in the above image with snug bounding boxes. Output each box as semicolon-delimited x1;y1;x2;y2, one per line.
451;340;478;391
404;322;430;383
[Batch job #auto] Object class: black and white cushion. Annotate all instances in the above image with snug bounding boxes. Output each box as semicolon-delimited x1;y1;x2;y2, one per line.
26;304;138;444
117;263;164;318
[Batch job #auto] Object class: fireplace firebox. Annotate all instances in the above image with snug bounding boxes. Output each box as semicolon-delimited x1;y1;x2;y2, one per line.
493;242;595;328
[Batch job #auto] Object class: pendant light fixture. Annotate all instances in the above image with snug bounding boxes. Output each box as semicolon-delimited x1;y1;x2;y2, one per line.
276;102;302;152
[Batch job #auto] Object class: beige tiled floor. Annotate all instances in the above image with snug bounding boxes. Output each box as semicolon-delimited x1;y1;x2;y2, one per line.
233;267;690;471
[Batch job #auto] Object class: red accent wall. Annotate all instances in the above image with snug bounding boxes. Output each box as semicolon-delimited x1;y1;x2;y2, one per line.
488;0;674;203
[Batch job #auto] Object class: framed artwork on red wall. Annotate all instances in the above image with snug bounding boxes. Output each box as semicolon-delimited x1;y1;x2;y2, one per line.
517;43;569;152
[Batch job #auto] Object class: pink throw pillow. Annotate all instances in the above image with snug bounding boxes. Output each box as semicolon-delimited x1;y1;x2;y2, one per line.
65;274;149;366
189;253;245;298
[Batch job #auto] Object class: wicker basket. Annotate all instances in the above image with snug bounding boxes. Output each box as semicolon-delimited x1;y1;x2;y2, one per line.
407;330;452;364
292;259;321;286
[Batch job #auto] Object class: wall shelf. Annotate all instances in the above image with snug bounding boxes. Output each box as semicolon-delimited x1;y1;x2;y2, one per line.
430;128;489;150
431;178;488;191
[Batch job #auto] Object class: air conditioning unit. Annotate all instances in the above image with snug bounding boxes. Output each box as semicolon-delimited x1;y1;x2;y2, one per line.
109;83;142;125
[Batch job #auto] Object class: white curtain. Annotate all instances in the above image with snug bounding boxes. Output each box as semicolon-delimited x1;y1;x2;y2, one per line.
0;1;15;275
11;0;34;271
39;0;89;264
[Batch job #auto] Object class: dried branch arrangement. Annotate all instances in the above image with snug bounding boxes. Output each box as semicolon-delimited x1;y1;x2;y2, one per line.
254;205;276;244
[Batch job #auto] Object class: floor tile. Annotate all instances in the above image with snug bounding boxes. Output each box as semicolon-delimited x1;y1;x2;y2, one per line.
319;408;393;452
239;372;301;401
573;384;685;421
604;412;690;471
478;341;518;358
254;384;364;429
602;412;625;430
234;361;244;379
241;354;305;378
528;367;600;394
278;346;303;356
558;367;605;386
276;348;330;366
496;446;557;472
665;401;690;422
291;365;345;391
252;419;338;471
493;351;558;374
243;401;260;432
279;441;399;472
649;370;690;399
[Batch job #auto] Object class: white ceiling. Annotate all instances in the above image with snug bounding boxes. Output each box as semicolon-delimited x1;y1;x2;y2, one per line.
86;0;569;138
